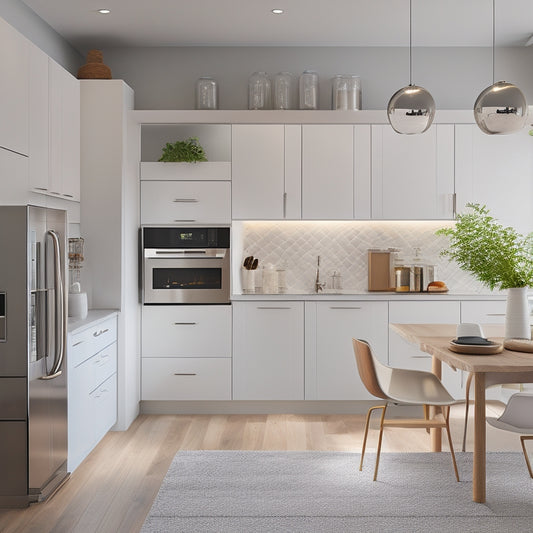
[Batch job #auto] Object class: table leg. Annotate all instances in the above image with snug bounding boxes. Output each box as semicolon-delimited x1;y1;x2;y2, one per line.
430;356;442;452
473;372;486;503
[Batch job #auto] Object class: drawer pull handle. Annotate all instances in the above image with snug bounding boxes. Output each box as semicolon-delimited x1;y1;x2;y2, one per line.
174;373;197;376
72;340;84;347
329;306;362;310
487;313;505;316
62;194;74;198
173;322;197;326
257;307;291;310
173;198;199;203
173;219;196;222
93;328;109;337
34;187;48;191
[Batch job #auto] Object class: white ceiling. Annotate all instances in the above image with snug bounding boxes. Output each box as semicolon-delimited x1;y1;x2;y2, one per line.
21;0;533;51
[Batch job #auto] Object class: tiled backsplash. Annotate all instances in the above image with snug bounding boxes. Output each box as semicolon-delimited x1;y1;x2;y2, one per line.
240;220;493;294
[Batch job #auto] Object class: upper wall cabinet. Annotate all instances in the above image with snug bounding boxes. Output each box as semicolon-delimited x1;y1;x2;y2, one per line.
455;125;533;234
302;125;371;220
371;125;455;220
232;124;301;220
49;59;81;201
0;18;29;156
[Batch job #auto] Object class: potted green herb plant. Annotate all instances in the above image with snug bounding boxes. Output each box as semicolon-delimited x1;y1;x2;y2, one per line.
436;203;533;339
158;137;208;162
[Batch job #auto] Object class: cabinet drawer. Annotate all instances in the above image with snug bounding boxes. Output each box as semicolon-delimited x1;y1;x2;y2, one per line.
89;373;117;442
141;181;231;225
142;357;231;400
89;342;117;391
69;315;117;368
142;305;231;357
461;300;507;324
140;161;231;181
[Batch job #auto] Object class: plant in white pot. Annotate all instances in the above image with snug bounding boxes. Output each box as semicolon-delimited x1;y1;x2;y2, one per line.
436;203;533;339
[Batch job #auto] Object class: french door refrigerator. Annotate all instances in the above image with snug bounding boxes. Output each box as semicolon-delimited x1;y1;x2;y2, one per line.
0;206;69;508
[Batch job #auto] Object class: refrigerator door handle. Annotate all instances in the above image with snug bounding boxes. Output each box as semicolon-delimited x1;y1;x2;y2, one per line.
42;229;66;379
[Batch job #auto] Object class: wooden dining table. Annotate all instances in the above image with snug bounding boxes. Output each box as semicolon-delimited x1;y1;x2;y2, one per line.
390;323;533;503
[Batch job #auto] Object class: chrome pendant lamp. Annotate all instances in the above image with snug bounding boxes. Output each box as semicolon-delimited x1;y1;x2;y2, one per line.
473;0;527;135
387;0;435;135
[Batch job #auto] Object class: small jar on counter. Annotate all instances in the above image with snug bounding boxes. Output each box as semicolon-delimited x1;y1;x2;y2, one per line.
262;263;278;294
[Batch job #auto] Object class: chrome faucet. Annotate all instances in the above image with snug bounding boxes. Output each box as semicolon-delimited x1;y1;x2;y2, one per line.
315;255;326;293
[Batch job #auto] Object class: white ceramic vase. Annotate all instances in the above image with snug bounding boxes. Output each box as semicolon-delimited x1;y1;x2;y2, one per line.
505;287;531;340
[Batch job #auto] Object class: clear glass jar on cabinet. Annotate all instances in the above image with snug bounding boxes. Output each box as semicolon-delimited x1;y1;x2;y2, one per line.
195;76;218;110
299;70;319;110
273;72;293;110
248;71;271;110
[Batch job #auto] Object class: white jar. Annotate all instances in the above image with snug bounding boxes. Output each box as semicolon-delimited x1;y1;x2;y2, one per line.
299;70;318;110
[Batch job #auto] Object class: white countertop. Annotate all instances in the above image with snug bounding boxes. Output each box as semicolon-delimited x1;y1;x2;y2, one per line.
67;309;119;334
230;291;508;301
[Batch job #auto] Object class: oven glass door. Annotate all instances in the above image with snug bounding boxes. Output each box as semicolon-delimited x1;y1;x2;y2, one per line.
144;250;229;304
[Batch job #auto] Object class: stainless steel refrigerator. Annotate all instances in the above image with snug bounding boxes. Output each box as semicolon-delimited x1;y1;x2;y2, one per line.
0;206;69;508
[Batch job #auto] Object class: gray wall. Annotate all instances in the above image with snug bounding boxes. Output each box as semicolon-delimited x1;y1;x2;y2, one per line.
103;45;533;110
0;0;82;73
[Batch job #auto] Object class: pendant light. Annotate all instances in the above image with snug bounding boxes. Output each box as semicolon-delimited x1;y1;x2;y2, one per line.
473;0;527;135
387;0;435;135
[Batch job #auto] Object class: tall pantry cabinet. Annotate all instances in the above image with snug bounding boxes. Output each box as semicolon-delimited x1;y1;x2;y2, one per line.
80;80;140;430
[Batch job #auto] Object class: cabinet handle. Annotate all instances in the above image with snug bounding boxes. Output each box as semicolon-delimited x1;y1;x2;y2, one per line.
173;322;197;325
283;192;287;218
93;328;109;337
173;219;196;222
62;194;74;198
174;373;197;376
34;187;48;191
72;340;84;347
257;306;291;310
452;193;457;218
329;306;362;310
173;198;198;203
487;313;505;317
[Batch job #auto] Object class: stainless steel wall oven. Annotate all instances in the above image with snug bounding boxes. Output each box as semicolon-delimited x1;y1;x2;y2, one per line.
142;227;230;304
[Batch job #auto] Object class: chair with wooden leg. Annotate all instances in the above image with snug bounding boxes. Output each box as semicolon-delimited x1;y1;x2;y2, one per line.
352;338;460;482
486;393;533;477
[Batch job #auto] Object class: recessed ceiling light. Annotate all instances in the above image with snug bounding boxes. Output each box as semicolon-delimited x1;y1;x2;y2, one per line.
98;9;111;14
271;9;284;14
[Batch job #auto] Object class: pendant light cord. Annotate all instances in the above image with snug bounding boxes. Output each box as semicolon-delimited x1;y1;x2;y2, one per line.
409;0;412;86
492;0;495;84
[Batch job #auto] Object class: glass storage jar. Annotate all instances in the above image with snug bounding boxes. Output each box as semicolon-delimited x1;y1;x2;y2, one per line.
332;75;348;110
273;72;293;110
195;76;218;110
299;70;319;110
248;71;271;110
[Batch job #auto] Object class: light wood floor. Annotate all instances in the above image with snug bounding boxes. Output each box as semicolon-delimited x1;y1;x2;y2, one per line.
0;401;519;533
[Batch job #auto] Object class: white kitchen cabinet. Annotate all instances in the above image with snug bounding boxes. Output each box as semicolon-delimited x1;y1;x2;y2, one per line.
142;357;231;400
461;300;507;325
302;125;371;219
142;305;232;357
0;17;29;156
455;125;533;234
0;147;29;205
49;59;80;201
232;124;301;219
372;125;455;220
140;180;231;225
305;301;388;400
233;301;304;400
68;313;118;472
140;161;231;181
389;300;463;398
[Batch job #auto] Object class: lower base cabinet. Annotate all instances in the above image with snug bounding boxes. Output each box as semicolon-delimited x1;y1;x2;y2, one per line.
233;301;304;400
68;313;118;472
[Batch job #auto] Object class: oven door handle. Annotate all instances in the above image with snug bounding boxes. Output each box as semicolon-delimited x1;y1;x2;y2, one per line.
155;250;207;254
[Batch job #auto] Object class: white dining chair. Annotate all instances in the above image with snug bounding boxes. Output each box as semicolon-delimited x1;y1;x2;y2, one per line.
487;393;533;477
352;338;460;482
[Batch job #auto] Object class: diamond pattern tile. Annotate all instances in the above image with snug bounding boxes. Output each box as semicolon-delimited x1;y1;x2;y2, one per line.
241;221;490;294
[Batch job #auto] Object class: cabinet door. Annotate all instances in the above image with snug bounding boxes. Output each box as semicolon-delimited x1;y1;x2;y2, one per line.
389;300;462;398
232;125;301;219
372;125;455;220
461;300;506;325
0;18;29;156
49;59;80;200
0;146;29;205
308;301;388;400
233;301;304;400
141;180;231;224
302;125;354;219
455;125;533;234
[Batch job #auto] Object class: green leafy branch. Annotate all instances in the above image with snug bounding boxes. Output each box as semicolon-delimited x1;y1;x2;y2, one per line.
436;203;533;290
158;137;208;163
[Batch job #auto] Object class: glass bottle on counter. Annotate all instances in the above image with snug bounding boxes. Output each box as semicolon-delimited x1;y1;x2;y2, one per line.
394;251;411;292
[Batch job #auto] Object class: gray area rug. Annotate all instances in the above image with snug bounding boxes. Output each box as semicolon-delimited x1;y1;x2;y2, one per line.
141;451;533;533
